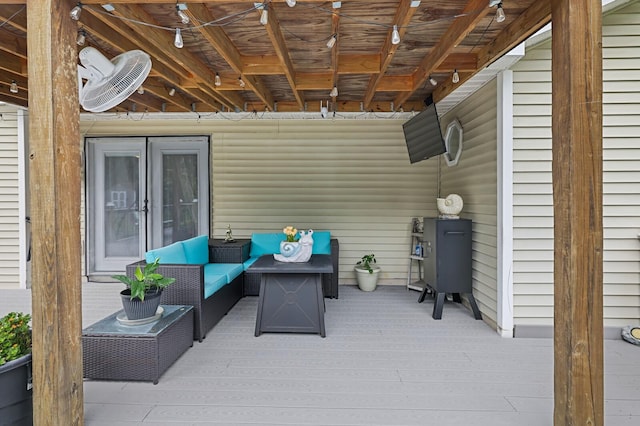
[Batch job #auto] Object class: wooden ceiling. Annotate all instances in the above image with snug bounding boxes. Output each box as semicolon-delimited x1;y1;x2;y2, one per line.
0;0;550;113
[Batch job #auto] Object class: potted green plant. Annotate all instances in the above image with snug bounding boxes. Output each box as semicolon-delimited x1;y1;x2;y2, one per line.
112;258;176;320
0;311;33;425
354;253;381;291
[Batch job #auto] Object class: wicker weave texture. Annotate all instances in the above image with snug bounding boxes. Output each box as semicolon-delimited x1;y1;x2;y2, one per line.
82;307;193;384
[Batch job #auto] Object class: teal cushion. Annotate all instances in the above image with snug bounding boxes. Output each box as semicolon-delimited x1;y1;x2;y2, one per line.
243;257;259;271
250;233;286;257
181;235;209;264
311;231;331;254
206;263;243;283
203;272;227;299
145;242;186;264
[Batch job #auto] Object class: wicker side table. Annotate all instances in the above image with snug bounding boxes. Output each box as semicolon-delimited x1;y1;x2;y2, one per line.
82;305;193;384
208;238;250;263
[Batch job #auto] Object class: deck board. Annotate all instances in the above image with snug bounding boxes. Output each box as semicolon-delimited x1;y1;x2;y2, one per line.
2;283;639;425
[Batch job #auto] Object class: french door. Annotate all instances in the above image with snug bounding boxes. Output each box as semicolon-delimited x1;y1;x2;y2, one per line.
86;136;209;276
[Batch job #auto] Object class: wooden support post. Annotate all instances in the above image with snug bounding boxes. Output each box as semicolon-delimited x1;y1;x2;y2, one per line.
26;0;84;424
551;0;603;424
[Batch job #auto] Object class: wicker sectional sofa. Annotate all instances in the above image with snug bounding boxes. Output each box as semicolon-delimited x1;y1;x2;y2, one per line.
127;232;339;341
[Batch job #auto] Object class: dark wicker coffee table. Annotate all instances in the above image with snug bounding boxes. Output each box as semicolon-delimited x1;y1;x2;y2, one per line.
82;305;194;384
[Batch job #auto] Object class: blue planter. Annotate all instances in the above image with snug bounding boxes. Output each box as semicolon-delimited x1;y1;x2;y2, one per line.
0;353;33;426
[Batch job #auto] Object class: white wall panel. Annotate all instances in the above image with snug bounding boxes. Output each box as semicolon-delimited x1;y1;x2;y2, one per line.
0;106;20;289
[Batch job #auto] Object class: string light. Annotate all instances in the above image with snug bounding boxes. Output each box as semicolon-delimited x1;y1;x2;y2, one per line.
260;4;268;25
137;86;145;95
326;34;337;49
176;4;190;25
429;76;437;86
168;87;176;96
70;3;82;21
215;73;222;86
330;86;338;97
496;3;506;23
9;81;18;94
238;77;246;88
452;69;460;84
76;30;86;46
285;0;297;7
391;25;401;45
174;28;184;48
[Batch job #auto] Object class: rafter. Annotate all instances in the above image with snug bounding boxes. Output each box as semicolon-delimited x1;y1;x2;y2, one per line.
184;3;274;110
258;4;304;110
104;3;243;110
433;0;551;102
395;0;491;108
363;0;419;109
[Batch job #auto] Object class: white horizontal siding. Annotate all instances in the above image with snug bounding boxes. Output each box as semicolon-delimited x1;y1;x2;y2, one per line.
440;80;499;327
511;0;640;329
80;118;438;286
0;106;20;289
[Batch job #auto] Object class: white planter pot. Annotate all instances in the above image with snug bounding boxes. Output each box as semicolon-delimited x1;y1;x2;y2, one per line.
355;267;381;291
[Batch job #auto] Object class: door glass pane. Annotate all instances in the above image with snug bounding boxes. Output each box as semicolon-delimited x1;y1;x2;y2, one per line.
162;154;198;245
104;155;140;257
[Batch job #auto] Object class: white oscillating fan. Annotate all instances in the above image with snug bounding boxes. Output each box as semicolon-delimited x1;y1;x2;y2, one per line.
78;47;151;112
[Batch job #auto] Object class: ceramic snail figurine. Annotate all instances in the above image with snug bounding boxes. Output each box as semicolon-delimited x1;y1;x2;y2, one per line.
274;229;314;263
437;194;463;219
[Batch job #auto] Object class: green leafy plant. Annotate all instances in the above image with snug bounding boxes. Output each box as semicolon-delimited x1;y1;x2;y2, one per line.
356;254;377;274
0;312;32;366
112;258;176;301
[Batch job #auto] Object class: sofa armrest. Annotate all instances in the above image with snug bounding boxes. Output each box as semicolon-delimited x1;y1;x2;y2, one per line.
126;260;206;299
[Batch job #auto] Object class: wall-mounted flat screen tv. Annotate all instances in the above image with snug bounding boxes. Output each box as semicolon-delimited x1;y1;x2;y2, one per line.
402;102;445;164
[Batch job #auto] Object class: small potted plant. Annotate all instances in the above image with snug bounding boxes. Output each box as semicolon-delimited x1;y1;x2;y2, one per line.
0;312;33;424
354;253;381;291
112;258;176;320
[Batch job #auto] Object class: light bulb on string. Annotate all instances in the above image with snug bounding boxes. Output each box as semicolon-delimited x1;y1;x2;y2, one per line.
137;86;145;95
70;3;82;21
285;0;296;7
9;81;18;94
76;30;86;46
429;76;437;86
215;73;222;87
496;3;506;23
168;87;176;96
238;77;246;88
174;28;184;48
330;86;338;97
391;25;401;45
176;5;190;24
452;69;460;84
326;34;337;49
260;5;268;25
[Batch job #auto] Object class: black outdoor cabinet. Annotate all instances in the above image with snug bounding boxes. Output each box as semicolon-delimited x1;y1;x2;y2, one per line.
418;218;482;320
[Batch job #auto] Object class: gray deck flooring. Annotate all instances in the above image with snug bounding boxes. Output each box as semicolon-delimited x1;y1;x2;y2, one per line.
2;284;639;425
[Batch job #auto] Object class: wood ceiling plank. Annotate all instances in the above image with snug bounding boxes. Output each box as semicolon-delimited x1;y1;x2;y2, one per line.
330;4;340;99
0;5;27;31
0;31;27;59
363;0;418;108
108;3;243;110
0;52;26;76
82;7;212;112
395;0;491;108
259;4;304;110
184;3;274;110
297;73;333;90
433;0;551;103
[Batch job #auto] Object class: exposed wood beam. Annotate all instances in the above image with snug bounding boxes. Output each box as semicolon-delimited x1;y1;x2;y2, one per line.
395;0;491;108
105;3;243;110
329;4;340;101
552;0;603;423
27;0;84;424
83;6;223;112
434;0;551;103
184;3;274;110
242;99;425;113
0;5;27;31
0;31;27;59
363;0;418;109
258;4;305;110
0;51;27;76
79;11;194;112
